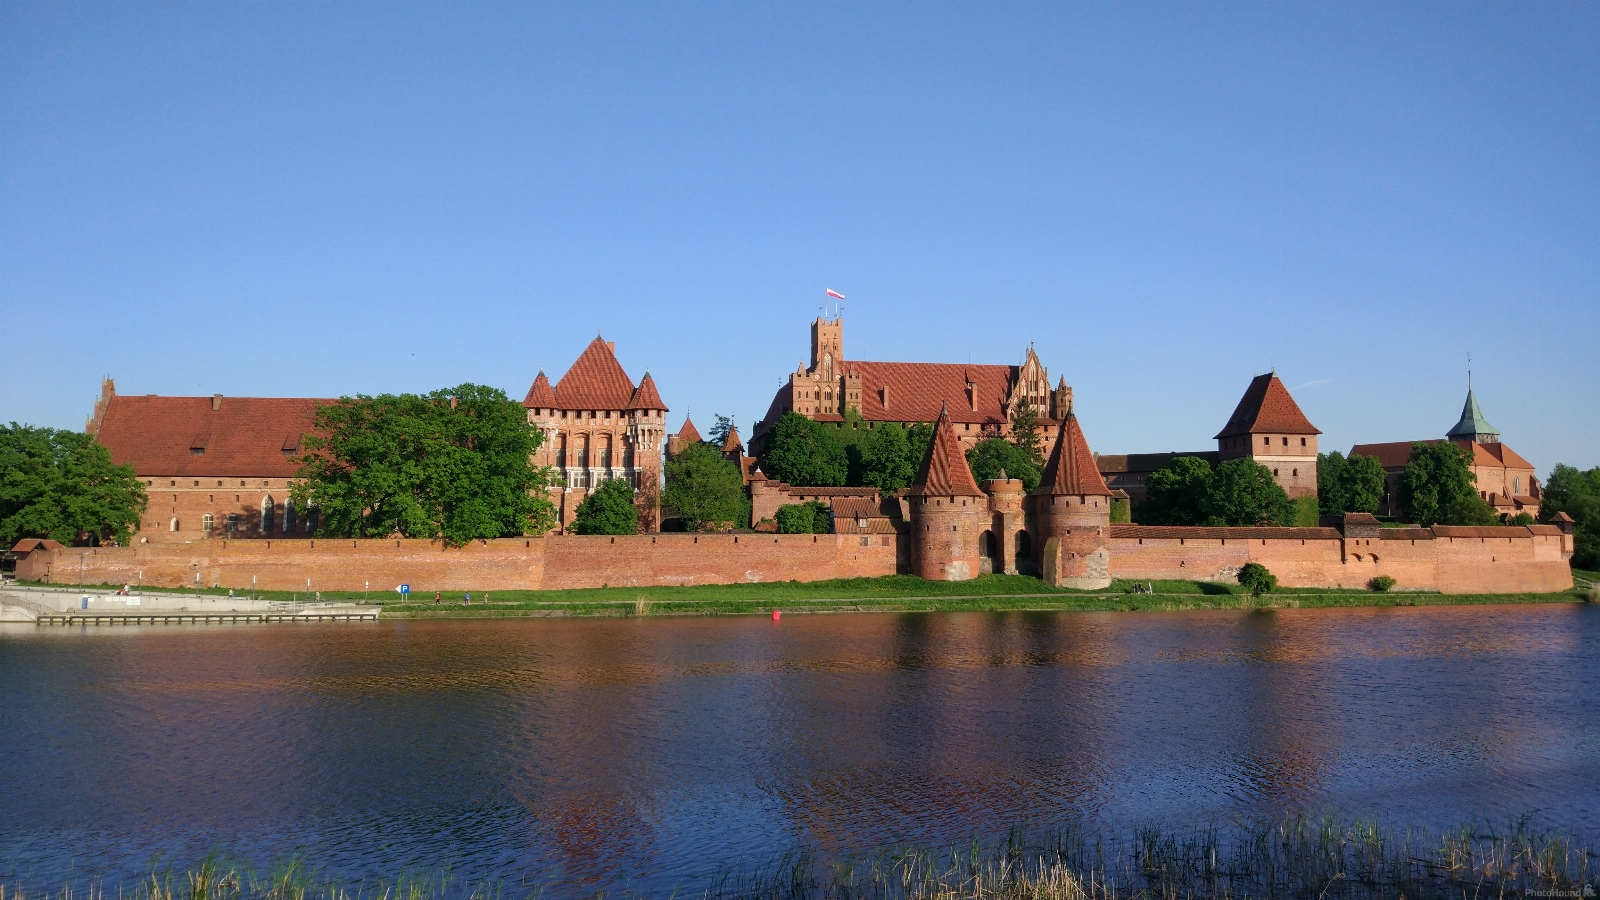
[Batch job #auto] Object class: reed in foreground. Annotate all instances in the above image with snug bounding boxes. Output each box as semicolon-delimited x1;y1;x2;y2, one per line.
3;814;1593;900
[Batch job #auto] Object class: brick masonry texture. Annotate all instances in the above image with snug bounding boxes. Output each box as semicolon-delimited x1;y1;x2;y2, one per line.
20;533;899;592
17;525;1568;595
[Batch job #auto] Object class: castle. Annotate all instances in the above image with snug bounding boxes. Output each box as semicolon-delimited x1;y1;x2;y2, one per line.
752;316;1070;457
45;317;1572;598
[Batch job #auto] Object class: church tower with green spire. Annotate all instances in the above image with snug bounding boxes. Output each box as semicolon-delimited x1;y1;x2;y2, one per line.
1445;386;1499;445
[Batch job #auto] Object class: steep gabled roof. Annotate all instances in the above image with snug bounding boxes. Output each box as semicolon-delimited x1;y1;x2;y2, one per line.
626;372;666;411
910;405;984;497
94;394;327;478
1214;374;1320;439
522;370;557;408
1446;388;1498;441
676;416;703;444
553;337;638;411
721;424;743;454
1035;412;1112;496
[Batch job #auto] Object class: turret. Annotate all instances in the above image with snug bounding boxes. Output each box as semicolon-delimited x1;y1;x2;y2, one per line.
909;405;986;581
1030;410;1113;589
983;475;1027;575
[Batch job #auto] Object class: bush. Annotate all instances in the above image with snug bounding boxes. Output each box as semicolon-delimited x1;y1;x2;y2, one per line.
1293;495;1320;527
1368;575;1397;593
1509;512;1533;526
776;501;831;534
1237;562;1277;596
571;478;639;535
1110;498;1131;524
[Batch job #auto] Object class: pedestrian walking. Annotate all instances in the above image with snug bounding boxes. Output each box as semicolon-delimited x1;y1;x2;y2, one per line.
434;591;441;605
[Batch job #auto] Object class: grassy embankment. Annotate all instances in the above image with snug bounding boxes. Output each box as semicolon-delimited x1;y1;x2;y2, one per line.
28;569;1594;619
1;813;1591;900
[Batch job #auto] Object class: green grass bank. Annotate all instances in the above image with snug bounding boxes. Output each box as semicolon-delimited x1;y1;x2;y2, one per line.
29;569;1593;619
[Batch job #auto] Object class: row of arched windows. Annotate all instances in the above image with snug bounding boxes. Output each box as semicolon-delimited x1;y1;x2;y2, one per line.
170;499;318;536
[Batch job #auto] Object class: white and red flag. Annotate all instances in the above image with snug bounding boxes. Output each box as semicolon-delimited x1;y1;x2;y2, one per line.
825;288;845;300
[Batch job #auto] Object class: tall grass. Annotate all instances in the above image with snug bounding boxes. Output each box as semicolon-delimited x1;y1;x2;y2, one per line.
3;815;1592;900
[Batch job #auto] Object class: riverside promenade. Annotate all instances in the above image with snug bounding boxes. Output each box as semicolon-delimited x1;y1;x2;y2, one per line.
0;583;377;625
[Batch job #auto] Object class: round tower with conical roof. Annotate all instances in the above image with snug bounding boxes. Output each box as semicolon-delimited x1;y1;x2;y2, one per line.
1029;411;1114;589
909;405;987;581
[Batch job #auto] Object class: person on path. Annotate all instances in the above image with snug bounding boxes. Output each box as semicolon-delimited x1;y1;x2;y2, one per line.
434;592;441;605
464;592;471;605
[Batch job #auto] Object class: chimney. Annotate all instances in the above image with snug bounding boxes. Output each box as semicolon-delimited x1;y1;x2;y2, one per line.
881;385;889;409
606;341;615;353
211;394;222;411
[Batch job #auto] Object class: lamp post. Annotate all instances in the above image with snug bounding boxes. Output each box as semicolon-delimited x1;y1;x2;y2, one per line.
78;552;86;592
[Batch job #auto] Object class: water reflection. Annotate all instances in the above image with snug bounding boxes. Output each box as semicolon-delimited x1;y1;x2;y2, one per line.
1;605;1596;897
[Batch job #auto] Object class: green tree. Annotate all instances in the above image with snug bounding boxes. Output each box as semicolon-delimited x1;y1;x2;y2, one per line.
1138;456;1294;527
572;477;640;535
1009;399;1043;464
965;438;1040;492
291;384;556;544
760;412;847;487
662;441;748;531
1318;451;1387;516
1137;456;1215;525
1237;561;1278;596
907;423;935;473
1539;463;1600;569
776;501;830;534
0;424;147;547
860;422;918;494
708;414;735;449
1206;458;1296;527
1397;442;1498;527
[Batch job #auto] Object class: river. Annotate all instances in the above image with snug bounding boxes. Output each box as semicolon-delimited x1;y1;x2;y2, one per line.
2;604;1597;896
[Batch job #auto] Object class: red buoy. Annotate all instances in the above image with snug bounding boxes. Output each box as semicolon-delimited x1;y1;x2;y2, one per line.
772;609;781;621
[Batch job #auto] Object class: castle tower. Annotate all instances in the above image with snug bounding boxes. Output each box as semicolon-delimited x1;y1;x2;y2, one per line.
1030;410;1113;589
1215;372;1320;499
811;316;842;387
908;405;987;581
983;476;1027;575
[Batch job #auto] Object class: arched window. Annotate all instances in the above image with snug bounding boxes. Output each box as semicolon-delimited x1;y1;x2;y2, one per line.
1015;531;1032;563
980;530;996;559
170;517;180;532
227;512;239;533
1514;476;1521;493
202;513;214;532
261;496;275;533
305;505;319;535
284;503;296;534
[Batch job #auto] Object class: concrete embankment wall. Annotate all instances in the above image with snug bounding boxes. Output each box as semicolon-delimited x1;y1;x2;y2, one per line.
1108;526;1573;593
15;533;900;593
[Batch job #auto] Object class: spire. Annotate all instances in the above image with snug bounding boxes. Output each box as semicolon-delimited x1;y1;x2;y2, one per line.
1034;411;1112;496
554;337;637;410
522;370;557;408
1446;386;1499;444
676;416;703;444
625;372;666;411
721;424;743;454
911;404;984;497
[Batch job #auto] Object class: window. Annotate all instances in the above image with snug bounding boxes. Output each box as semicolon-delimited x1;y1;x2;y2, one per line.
284;503;297;534
1282;437;1288;446
1514;476;1520;493
1273;468;1279;476
1263;437;1270;446
227;513;239;533
202;514;214;532
1300;437;1307;447
261;496;275;533
1292;469;1298;477
170;517;180;531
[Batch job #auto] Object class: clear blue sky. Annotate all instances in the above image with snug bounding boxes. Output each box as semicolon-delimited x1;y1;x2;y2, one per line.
3;2;1596;473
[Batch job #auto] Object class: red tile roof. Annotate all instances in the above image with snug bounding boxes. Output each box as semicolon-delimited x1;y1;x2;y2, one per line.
1214;374;1320;439
1432;525;1535;538
675;416;703;444
94;394;326;478
911;406;984;497
1351;439;1536;472
849;361;1028;424
626;372;666;411
1350;441;1418;469
10;538;65;553
721;424;743;454
522;371;557;408
552;337;639;411
1036;413;1111;496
